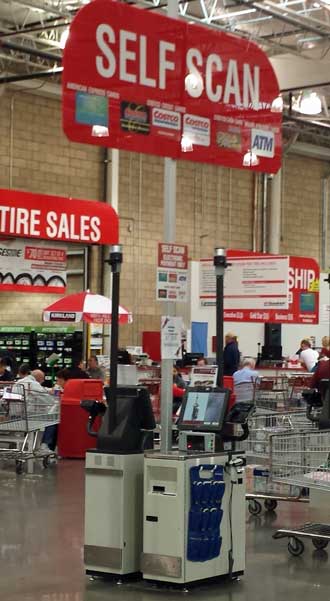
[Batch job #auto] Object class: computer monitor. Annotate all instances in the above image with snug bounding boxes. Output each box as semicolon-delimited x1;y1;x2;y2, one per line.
181;353;204;367
177;386;230;432
261;345;282;361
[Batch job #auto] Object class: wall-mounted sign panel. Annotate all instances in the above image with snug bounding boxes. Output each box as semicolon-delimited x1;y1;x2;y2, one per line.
0;189;119;245
0;239;67;294
156;243;188;302
62;0;282;173
199;251;319;325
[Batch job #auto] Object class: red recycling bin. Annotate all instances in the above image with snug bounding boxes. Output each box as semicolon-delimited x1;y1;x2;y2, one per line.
57;379;104;459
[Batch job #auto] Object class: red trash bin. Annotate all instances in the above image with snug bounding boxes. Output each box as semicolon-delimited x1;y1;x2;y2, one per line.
57;379;104;458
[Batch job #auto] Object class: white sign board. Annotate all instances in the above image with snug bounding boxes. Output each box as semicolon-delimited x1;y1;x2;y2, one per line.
0;239;67;293
161;316;183;360
157;269;188;302
321;304;330;324
190;366;218;387
200;255;289;311
156;243;188;302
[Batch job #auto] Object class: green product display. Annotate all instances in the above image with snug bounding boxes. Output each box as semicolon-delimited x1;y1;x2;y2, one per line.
0;326;32;333
34;326;76;334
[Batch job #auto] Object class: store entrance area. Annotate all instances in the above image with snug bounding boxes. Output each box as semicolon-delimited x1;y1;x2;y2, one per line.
1;461;329;601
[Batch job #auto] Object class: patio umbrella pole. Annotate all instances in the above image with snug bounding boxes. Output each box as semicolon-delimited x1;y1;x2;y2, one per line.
107;245;123;434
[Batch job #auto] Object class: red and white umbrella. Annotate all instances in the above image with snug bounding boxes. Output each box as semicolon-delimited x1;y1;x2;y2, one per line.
43;291;132;325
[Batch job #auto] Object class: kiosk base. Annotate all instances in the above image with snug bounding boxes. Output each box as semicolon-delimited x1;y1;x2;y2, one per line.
142;451;245;585
84;450;144;577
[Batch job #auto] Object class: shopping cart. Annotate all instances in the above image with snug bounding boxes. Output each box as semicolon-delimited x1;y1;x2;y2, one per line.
287;374;314;407
0;383;60;474
254;376;289;413
271;429;330;555
245;411;315;514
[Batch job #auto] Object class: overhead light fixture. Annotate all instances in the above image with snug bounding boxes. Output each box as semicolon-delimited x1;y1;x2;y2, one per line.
92;125;109;137
185;72;204;97
243;150;259;167
181;135;193;152
271;94;283;113
294;91;322;115
60;28;70;49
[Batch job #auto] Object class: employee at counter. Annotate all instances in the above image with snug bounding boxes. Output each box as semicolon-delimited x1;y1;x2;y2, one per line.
299;339;319;372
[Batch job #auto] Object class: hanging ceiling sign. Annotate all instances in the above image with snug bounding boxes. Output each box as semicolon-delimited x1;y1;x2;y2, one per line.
62;0;282;173
0;189;119;245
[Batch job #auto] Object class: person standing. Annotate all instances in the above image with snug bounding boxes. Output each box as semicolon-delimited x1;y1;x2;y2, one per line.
320;336;330;359
223;332;240;376
67;358;89;379
0;359;13;382
310;358;330;390
87;355;105;381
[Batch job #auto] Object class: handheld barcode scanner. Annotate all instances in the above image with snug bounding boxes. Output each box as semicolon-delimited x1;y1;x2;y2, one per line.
83;246;155;579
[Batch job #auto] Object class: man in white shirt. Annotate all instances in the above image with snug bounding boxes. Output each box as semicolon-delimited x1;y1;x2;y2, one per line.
299;339;319;372
15;365;58;452
15;365;54;406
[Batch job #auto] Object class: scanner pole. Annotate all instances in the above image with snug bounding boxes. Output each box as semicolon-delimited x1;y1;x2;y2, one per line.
214;248;228;388
107;245;123;434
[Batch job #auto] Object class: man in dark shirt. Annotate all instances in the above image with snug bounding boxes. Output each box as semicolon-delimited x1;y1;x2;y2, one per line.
0;358;13;382
223;332;240;376
310;360;330;390
67;358;90;380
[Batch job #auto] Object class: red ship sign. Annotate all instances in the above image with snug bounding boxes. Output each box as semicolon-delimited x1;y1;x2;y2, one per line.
62;0;282;173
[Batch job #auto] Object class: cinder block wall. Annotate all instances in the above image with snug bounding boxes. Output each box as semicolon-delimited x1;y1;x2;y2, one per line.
0;89;328;346
0;91;101;328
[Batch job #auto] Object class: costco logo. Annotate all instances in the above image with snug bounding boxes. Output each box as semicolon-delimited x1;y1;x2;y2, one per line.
183;113;210;147
152;108;181;130
251;128;275;158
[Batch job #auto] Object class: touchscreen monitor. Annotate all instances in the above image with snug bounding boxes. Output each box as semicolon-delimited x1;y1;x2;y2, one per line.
177;387;230;431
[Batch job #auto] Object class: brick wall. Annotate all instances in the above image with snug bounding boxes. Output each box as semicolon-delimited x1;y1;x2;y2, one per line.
0;90;101;329
0;89;328;346
281;155;327;263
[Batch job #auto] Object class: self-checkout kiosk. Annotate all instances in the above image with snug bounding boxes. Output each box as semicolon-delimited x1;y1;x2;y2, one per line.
141;386;252;585
83;247;251;586
83;246;156;578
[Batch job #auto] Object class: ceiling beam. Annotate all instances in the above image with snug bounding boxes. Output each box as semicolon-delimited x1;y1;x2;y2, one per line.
0;66;63;84
0;39;62;62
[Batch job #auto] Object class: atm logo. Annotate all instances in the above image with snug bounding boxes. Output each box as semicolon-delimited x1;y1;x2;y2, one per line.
251;129;275;158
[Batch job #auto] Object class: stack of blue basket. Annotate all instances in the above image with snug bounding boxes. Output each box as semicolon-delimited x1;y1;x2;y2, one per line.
187;464;225;562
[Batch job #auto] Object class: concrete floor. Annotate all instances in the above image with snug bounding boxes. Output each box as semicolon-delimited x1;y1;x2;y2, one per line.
0;460;329;601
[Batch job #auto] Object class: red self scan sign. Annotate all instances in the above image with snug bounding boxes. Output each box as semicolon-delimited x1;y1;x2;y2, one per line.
158;244;188;270
62;0;282;173
0;189;119;245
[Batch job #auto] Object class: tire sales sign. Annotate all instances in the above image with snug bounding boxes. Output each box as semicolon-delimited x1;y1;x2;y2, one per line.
62;0;282;173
